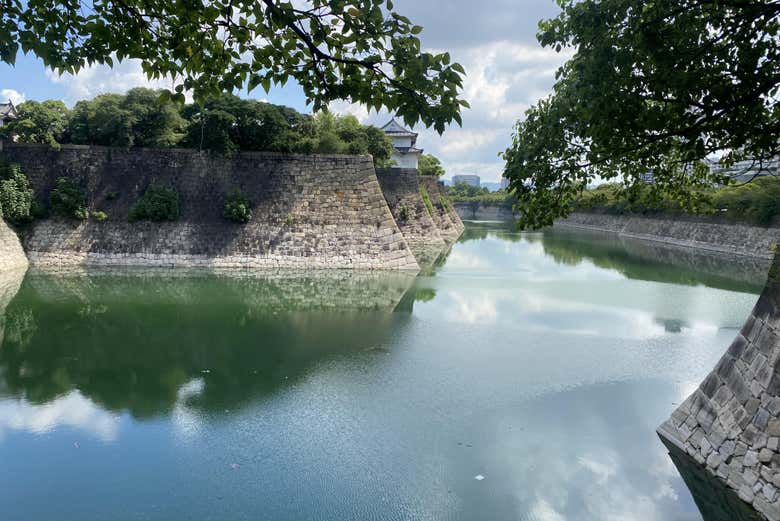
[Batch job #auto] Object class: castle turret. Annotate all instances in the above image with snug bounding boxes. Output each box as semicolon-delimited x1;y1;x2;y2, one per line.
381;118;423;169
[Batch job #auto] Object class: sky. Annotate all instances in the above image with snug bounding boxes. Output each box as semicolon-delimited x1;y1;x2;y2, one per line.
0;0;568;183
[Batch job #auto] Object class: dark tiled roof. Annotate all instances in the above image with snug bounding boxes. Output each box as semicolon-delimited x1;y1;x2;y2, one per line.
394;147;424;154
381;118;417;137
0;101;18;119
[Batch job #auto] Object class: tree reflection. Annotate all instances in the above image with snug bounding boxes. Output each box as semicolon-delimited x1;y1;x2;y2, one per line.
534;229;768;293
0;268;415;418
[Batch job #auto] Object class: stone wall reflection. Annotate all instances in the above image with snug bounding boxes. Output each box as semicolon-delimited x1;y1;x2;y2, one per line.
537;229;769;293
663;439;765;521
0;268;415;418
0;267;26;356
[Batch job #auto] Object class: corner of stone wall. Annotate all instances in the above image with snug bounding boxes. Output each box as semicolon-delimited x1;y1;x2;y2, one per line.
375;168;448;266
657;248;780;520
0;216;28;272
418;176;463;244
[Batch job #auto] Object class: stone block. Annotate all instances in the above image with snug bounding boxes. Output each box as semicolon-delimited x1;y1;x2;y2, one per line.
760;448;775;464
768;419;780;437
745;450;760;467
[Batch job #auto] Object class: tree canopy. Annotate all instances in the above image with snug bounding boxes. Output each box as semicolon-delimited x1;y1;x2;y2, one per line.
4;90;396;164
0;100;69;146
418;153;445;177
69;88;186;147
503;0;780;229
1;0;468;132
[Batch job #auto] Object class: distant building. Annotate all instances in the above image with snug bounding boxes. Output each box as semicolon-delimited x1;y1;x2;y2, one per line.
709;158;780;183
639;171;655;184
452;174;481;187
0;100;18;129
640;159;780;186
381;118;423;169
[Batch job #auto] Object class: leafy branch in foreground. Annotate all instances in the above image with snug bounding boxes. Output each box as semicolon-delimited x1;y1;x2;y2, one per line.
1;0;468;132
503;0;780;229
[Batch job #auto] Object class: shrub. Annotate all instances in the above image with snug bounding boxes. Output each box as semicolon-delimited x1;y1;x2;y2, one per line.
0;162;34;224
129;185;180;222
50;177;88;220
398;203;411;222
223;190;253;223
91;211;108;222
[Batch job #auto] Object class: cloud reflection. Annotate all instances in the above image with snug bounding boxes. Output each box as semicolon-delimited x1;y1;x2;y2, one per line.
0;391;119;441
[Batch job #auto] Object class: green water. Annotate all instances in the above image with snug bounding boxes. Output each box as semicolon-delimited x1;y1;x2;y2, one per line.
0;222;767;521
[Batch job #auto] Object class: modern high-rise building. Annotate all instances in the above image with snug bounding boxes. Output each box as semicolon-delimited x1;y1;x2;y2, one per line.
452;175;480;187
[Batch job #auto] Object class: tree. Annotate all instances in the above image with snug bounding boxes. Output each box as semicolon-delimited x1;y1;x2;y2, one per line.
503;0;780;229
69;94;134;147
1;100;69;145
361;125;396;167
68;89;184;147
449;181;488;199
418;154;445;177
122;88;186;147
184;109;238;155
1;0;468;132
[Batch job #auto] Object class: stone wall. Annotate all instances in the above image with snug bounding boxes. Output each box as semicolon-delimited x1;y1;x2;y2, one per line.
0;217;27;271
419;176;464;243
454;202;515;221
558;212;780;259
0;144;419;270
658;253;780;520
375;168;447;265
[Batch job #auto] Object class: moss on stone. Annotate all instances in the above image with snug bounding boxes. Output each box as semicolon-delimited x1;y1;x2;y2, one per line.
769;244;780;283
419;186;434;217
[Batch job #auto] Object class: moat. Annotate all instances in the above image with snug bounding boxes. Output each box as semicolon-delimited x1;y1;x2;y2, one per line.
0;221;767;521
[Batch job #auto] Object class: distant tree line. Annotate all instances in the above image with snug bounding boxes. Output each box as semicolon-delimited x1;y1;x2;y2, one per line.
575;179;780;226
447;181;517;208
0;89;396;166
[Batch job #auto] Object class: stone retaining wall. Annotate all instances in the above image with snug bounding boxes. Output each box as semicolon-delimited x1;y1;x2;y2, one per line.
558;212;780;259
419;176;464;243
0;144;419;270
658;253;780;520
375;168;447;266
0;217;27;271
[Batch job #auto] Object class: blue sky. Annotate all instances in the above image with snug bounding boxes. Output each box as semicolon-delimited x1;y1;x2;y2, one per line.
0;0;567;183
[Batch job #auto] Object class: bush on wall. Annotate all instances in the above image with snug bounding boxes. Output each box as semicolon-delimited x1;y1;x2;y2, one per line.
223;190;253;223
0;162;34;224
50;177;88;220
129;185;180;222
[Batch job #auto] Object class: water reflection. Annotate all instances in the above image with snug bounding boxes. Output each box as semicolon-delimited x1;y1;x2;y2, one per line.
0;266;25;348
458;220;768;292
662;440;765;521
0;223;769;521
0;268;415;424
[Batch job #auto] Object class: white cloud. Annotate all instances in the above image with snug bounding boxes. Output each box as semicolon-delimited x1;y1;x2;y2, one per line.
330;40;570;183
46;58;188;105
0;88;26;105
437;128;503;156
